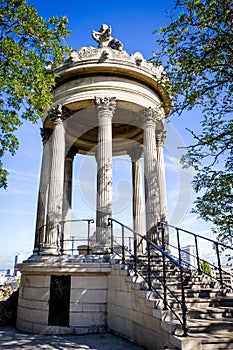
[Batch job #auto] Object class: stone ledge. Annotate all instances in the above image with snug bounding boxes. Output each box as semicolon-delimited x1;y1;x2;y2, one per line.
16;256;111;274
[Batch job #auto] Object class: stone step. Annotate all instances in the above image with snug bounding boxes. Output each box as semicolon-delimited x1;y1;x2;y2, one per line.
187;306;233;320
211;297;233;307
187;318;233;333
188;333;233;350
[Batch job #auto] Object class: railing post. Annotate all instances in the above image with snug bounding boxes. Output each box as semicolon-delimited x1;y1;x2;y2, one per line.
147;241;152;290
181;270;188;336
87;220;91;255
109;219;114;254
176;228;182;265
122;224;125;264
60;221;64;255
194;235;201;274
161;223;168;309
133;231;138;276
176;228;188;335
216;243;224;290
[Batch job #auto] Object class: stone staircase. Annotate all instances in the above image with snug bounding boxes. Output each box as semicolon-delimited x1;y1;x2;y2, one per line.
124;253;233;350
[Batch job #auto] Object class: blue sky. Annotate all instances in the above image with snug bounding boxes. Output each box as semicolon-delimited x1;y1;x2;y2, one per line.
0;0;215;269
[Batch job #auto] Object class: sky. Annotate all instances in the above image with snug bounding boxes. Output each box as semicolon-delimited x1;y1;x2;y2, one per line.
0;0;216;269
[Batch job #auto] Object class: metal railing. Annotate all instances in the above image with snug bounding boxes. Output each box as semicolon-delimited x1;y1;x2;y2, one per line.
108;218;191;336
160;222;233;292
60;219;94;255
38;219;95;255
38;217;232;335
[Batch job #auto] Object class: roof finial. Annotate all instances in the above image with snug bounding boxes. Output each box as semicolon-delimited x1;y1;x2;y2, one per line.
92;24;123;51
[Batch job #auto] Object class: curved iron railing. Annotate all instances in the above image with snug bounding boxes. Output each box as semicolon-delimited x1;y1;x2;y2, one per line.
108;218;191;336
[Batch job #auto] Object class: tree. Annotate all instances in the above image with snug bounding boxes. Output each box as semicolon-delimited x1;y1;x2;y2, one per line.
0;0;71;188
200;259;212;281
153;0;233;246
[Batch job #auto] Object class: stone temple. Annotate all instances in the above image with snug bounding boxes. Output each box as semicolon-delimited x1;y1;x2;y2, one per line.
15;24;233;350
16;24;174;347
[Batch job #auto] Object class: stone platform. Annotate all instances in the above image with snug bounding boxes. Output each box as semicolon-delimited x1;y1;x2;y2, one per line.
0;327;144;350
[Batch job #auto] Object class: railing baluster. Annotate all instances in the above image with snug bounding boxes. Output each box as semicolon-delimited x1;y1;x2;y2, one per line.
194;235;201;274
162;223;168;309
122;224;125;264
176;228;182;265
180;267;188;336
87;220;91;255
176;227;188;334
60;221;64;255
216;243;223;290
109;219;114;254
147;241;152;291
133;230;138;276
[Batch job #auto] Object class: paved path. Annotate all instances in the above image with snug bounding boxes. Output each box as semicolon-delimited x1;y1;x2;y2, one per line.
0;327;145;350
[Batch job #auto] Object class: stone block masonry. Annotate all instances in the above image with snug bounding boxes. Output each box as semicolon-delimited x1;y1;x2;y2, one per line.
16;260;111;335
107;263;171;350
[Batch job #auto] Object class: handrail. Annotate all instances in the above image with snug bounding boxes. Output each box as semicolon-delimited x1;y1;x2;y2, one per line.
112;237;188;328
168;241;233;290
160;222;233;291
38;219;95;255
162;222;232;250
108;217;190;336
109;218;190;274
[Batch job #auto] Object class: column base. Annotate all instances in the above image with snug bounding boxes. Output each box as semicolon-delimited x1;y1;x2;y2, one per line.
92;242;112;255
39;244;61;256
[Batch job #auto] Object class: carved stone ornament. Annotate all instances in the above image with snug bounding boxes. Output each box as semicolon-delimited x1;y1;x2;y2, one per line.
92;24;123;51
47;104;71;124
128;145;144;162
140;106;164;127
55;26;168;84
94;97;117;115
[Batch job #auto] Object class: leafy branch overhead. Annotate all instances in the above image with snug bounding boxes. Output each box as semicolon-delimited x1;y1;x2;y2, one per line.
153;0;233;245
0;0;71;188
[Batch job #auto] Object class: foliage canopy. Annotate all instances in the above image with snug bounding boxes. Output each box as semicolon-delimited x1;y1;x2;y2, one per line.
154;0;233;245
0;0;71;188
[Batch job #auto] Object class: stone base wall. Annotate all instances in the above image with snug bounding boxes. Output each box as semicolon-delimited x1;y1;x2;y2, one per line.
107;264;172;350
16;258;200;349
16;259;110;334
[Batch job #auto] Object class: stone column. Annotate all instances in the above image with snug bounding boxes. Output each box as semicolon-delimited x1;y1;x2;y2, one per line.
62;151;75;253
33;128;52;254
41;104;70;255
142;107;162;243
95;97;116;246
156;131;169;244
128;146;144;252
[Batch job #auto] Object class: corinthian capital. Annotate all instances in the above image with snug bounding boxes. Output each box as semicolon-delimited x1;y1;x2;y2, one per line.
48;104;71;124
141;106;164;128
94;97;116;117
128;145;144;162
156;131;167;147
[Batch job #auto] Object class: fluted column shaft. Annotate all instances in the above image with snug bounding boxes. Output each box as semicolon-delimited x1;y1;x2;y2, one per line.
34;128;52;253
142;107;162;242
156;131;169;244
128;147;144;252
95;97;116;245
62;154;74;251
42;105;68;255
